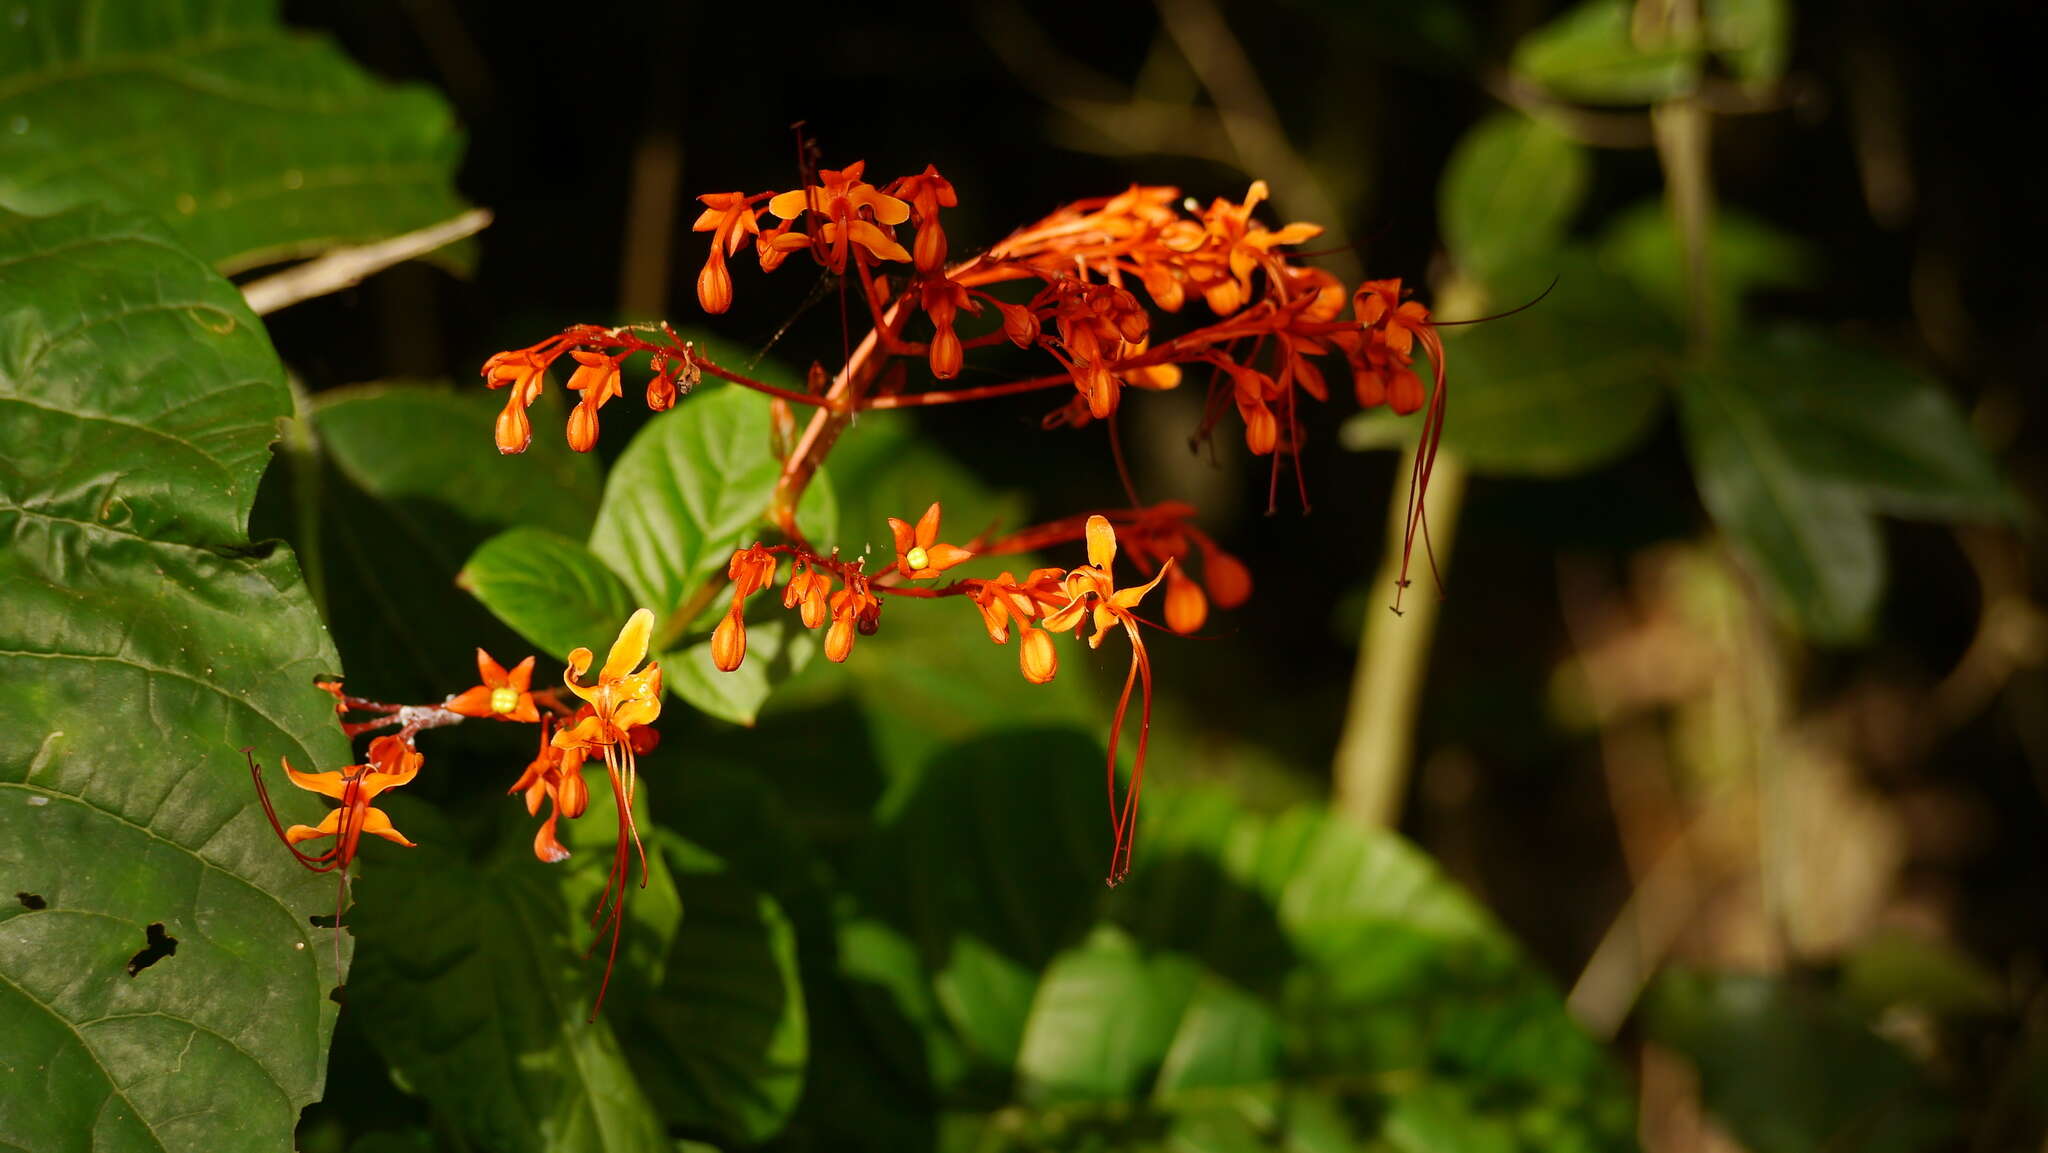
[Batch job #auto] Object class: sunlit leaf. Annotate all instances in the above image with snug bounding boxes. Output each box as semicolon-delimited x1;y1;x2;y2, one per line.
0;205;350;1147
460;528;644;667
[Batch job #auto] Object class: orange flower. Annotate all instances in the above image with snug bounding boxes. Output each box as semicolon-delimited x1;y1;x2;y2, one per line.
563;350;624;452
888;503;974;580
508;719;590;863
767;161;912;273
712;544;780;672
484;349;547;455
889;164;958;274
277;735;422;861
1040;516;1170;885
691;191;762;314
549;608;663;1017
444;648;541;721
824;578;880;664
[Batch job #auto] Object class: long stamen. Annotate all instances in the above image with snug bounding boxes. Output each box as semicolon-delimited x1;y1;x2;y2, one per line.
246;749;344;871
1103;650;1141;886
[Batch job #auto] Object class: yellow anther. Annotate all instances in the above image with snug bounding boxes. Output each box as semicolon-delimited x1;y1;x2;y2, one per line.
905;546;930;571
490;685;520;715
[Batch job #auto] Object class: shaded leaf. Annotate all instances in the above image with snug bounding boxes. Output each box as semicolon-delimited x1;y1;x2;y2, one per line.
0;0;470;274
668;612;817;727
1344;252;1678;475
345;790;676;1153
1598;200;1815;332
1440;112;1589;281
1678;357;1883;641
0;205;350;1148
1512;0;1701;104
285;384;603;698
1646;969;1958;1153
615;834;808;1145
835;729;1636;1151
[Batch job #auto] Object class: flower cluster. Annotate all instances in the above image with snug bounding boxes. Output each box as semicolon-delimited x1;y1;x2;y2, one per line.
250;613;662;1016
711;506;1191;884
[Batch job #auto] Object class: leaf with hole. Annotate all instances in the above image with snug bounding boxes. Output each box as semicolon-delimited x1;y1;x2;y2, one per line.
0;204;352;1150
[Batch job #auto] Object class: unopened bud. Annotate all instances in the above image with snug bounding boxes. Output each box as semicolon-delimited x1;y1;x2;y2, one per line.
495;398;533;455
929;324;962;380
1164;567;1208;635
1019;628;1058;684
697;255;734;314
1203;548;1253;608
711;612;747;672
825;615;856;663
556;766;590;818
565;401;601;453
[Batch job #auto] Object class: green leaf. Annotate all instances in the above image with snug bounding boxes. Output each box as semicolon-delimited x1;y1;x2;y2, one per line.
836;729;1636;1151
460;528;644;667
1343;252;1678;475
591;385;828;628
0;0;471;273
1679;327;2010;640
1646;970;1959;1153
1512;0;1701;104
1598;200;1815;331
1439;112;1589;281
285;384;604;698
615;834;808;1145
1718;328;2012;521
668;612;818;727
345;790;677;1153
1706;0;1791;82
1679;358;1883;641
0;205;350;1147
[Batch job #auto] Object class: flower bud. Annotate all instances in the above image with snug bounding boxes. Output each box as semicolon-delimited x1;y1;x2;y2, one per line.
533;818;571;863
929;324;962;380
997;301;1040;348
646;371;678;412
495;396;533;455
1019;628;1058;684
697;254;734;314
556;766;590;819
1164;567;1208;635
566;400;601;453
1240;400;1277;455
1203;548;1253;609
629;727;661;756
825;615;856;663
914;220;947;275
1389;368;1424;416
711;611;747;672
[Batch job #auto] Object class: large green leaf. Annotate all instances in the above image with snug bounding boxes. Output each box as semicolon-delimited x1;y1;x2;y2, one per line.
1646;970;1958;1153
1439;112;1589;282
0;205;351;1148
0;0;470;273
343;790;677;1153
835;729;1636;1151
1343;252;1679;475
591;385;833;632
1678;328;2008;640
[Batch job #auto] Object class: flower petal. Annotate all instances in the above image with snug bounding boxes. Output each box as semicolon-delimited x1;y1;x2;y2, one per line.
915;502;942;549
282;759;350;800
358;806;416;847
601;608;655;682
285;808;342;844
1084;515;1118;573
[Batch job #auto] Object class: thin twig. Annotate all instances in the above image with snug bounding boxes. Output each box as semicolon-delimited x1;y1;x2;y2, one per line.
241;208;494;316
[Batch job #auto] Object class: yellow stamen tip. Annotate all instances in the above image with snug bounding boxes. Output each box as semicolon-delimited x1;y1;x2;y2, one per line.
905;546;930;571
490;686;519;715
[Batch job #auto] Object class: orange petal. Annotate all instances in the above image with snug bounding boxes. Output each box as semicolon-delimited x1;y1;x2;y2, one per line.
475;647;510;688
842;220;910;263
887;517;915;557
285;809;341;844
923;543;973;572
915;502;943;549
282;759;350;800
358;806;415;847
767;188;814;219
533;811;571;863
1084;515;1118;572
443;684;496;717
601;608;655;682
